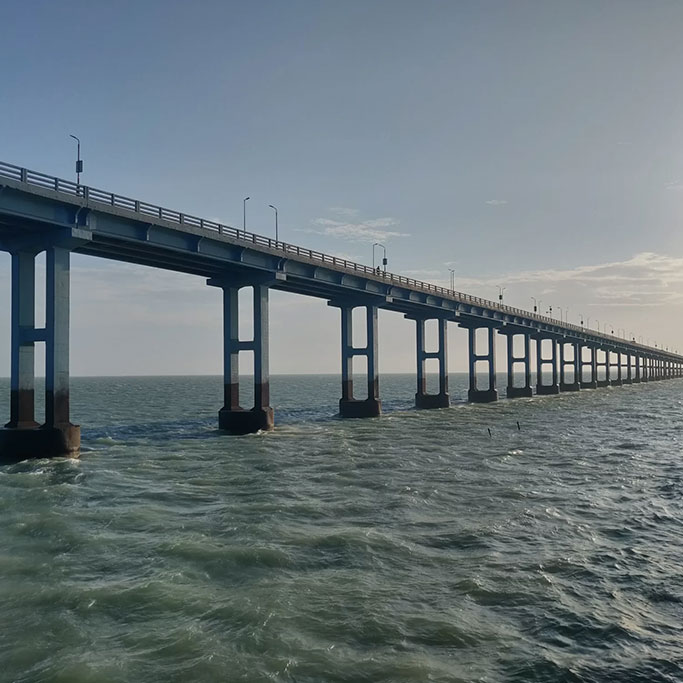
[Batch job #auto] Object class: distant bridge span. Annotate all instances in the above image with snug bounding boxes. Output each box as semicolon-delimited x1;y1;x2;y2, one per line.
0;161;680;459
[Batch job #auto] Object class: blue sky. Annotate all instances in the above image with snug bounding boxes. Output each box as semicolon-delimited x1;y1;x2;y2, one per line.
2;1;683;375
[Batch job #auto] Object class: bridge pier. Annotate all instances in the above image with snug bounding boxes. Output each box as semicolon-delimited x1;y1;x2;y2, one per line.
596;349;610;387
501;329;532;398
209;281;274;434
462;324;498;402
633;355;642;383
580;345;598;388
335;303;381;418
0;239;82;462
559;341;581;392
412;317;450;409
624;353;633;384
535;336;559;395
611;351;623;386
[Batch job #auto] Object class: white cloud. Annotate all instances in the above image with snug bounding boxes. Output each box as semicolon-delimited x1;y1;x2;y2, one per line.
457;252;683;307
308;215;409;243
664;180;683;191
485;199;508;205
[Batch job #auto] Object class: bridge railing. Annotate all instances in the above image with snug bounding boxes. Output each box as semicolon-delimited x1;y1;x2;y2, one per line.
0;160;668;355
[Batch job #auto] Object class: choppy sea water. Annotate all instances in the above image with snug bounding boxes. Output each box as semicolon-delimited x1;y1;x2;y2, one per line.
1;373;682;683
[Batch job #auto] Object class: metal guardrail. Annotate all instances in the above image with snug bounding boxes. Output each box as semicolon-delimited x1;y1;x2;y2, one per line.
0;160;675;357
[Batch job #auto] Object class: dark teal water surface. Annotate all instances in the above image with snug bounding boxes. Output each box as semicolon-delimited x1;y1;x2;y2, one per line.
1;374;682;682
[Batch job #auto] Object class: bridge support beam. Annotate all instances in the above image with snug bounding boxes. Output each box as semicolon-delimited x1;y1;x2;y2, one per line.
633;355;642;383
213;283;274;434
580;345;597;388
559;341;581;392
502;330;532;398
1;244;81;462
413;317;450;409
535;337;559;395
337;304;381;418
462;325;498;402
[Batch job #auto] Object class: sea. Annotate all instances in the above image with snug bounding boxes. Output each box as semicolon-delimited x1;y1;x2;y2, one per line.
0;373;682;683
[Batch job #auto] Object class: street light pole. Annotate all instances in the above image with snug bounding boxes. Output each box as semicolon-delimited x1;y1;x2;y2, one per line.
243;197;250;236
373;242;387;273
69;134;82;186
497;285;506;303
448;268;455;290
268;204;279;242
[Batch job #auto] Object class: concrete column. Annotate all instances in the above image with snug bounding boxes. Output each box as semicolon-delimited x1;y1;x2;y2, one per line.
536;337;559;395
218;284;274;434
625;354;633;384
560;341;581;392
253;285;270;409
597;349;610;387
338;304;381;418
580;345;598;388
1;246;80;462
341;306;353;402
465;325;498;403
612;351;623;387
5;250;38;429
414;317;450;409
504;331;532;398
366;305;379;402
45;247;76;429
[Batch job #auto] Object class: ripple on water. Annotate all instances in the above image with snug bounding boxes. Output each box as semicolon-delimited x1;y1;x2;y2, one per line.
1;374;683;682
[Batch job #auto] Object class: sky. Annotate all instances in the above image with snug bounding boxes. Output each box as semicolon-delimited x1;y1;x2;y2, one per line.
1;0;683;376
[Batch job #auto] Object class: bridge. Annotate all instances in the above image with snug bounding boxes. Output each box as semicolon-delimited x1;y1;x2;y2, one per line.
0;160;681;460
